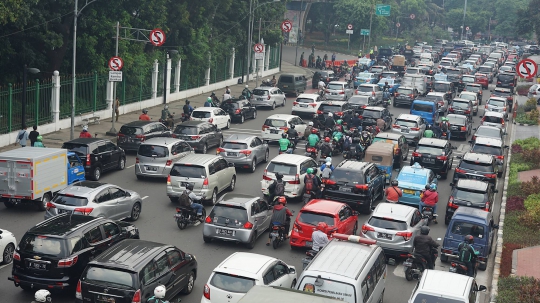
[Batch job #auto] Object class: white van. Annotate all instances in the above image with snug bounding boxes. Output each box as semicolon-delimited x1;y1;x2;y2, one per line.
296;235;386;303
408;270;487;303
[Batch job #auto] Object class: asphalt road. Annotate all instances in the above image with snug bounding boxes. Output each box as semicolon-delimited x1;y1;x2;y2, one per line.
0;53;509;303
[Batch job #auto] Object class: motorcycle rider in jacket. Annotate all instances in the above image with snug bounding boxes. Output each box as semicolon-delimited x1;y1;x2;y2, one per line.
413;226;440;270
278;133;293;154
266;197;293;246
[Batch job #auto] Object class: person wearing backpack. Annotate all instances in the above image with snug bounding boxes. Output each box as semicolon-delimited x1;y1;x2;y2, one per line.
458;235;480;277
179;184;205;225
304;168;321;198
15;125;29;147
267;172;286;204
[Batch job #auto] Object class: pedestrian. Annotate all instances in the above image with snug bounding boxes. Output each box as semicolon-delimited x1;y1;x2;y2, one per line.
299;52;305;66
79;125;93;138
114;97;120;122
311;44;315;54
358;50;362;59
15;125;29;147
29;125;39;147
331;53;336;65
225;86;231;95
33;135;46;148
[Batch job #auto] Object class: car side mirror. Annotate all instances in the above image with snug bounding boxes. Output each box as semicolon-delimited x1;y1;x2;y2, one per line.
492;224;499;229
185;254;193;261
457;155;463;159
436;175;441;179
125;192;131;197
504;145;509;148
289;267;296;274
478;285;487;292
449;182;454;187
473;128;477;130
353;210;359;216
494;189;499;193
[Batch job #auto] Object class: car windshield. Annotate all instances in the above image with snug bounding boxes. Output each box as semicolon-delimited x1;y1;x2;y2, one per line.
452;101;469;109
412;103;434;113
448;116;466;125
319;104;342;113
266;162;297;175
465;85;481;92
471;144;503;156
298;211;335;226
454;189;486;204
434;83;450;91
413;294;464;303
222;142;248;150
357;86;374;92
192;111;212;119
397;88;412;94
478;67;491;73
371;67;384;73
362;109;382;118
19;234;67;257
138;145;168;158
62;143;89;155
475;128;501;138
330;169;365;184
488;99;506;107
395;119;418;128
368;217;407;230
252;89;269;96
450;221;485;238
52;194;89;206
174;125;198;135
460;160;493;172
483;116;503;124
462;77;475;83
84;266;135;288
327;84;344;90
356;73;372;79
446;69;460;75
170;164;206;178
348;96;370;105
416;145;444;156
210;205;248;225
210;272;255;293
459;94;476;101
264;119;287;127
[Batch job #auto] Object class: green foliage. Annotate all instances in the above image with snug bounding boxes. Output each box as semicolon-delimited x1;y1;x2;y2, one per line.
503;210;540;246
513;137;540;150
497;276;540;303
528;108;540;123
525;98;538;112
524;192;540;212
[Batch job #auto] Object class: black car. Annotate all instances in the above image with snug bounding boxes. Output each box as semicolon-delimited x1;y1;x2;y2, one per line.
445;179;497;224
312;70;337;88
318;101;354;121
117;121;172;151
445;68;463;85
172;121;223;154
446;113;472;140
394;87;419;107
220;98;257;123
449;98;473;119
62;138;126;181
360;106;393;130
323;161;386;213
433;81;454;101
348;95;377;114
76;239;197;303
410;138;454;178
453;152;499;185
496;72;517;92
9;214;139;292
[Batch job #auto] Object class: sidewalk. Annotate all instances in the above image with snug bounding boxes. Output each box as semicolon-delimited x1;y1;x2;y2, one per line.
0;62;312;153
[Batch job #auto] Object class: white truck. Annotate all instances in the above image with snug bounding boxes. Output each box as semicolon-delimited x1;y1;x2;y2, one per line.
402;74;428;96
0;148;85;211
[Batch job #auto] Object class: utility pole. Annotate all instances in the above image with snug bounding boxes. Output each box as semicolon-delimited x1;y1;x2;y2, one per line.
368;1;374;50
70;0;78;140
461;0;467;40
294;0;304;66
246;0;253;83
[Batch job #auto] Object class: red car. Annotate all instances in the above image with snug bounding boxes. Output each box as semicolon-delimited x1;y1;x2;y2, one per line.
290;199;358;248
475;73;489;89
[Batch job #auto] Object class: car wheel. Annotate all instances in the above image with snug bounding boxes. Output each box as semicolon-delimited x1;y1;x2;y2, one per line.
352;222;358;235
225;120;230;129
250;159;257;173
117;157;126;170
272;102;276;110
201;144;208;154
361;195;374;214
129;202;141;221
38;193;51;211
2;243;14;264
264;149;270;162
445;215;450;225
379;291;384;303
4;200;14;208
136;175;144;181
208;188;218;205
240;115;245;123
169;197;179;203
291;279;297;289
246;231;257;249
228;176;236;191
282;99;286;107
92;166;101;181
182;272;195;294
440;254;449;263
253;110;257;119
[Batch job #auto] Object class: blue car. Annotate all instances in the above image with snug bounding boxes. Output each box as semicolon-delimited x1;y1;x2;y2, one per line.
410;100;439;125
354;72;378;88
441;207;498;271
377;78;401;94
67;151;86;184
396;162;438;207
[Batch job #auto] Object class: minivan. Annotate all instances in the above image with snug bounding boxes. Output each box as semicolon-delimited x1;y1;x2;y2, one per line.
297;236;386;303
135;137;194;179
410;100;439;125
408;270;486;303
278;73;307;96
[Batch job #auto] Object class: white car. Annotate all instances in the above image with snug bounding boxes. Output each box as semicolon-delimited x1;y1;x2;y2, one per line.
291;94;323;117
261;154;318;199
261;114;307;142
0;228;17;264
459;91;480;116
201;252;297;303
191;107;231;130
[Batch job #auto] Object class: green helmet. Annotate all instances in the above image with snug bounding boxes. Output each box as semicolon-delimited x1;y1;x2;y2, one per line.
336;119;343;125
36;135;43;142
306;168;314;174
207;97;212;102
441;117;449;121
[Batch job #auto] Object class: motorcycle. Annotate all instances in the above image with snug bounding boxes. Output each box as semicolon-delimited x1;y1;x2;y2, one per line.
305;146;318;160
181;112;191;122
331;138;342;155
403;247;439;281
174;206;206;230
422;206;437;226
159;113;175;130
303;185;321;205
318;89;326;100
270;222;287;249
449;260;477;277
303;250;318;269
343;145;364;160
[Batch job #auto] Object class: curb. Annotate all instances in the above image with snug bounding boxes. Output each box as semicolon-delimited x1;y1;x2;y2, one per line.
513;122;538;126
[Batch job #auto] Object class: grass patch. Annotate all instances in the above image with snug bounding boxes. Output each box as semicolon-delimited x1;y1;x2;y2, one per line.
497;276;540;303
502;211;540;247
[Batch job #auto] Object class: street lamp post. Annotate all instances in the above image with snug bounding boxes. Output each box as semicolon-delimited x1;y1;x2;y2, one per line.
294;0;304;67
21;66;40;128
163;50;179;105
247;0;280;81
460;0;467;41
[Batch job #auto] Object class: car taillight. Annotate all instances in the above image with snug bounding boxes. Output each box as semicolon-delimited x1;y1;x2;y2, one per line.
449;107;454;113
410;127;420;131
485;173;497;178
262;125;270;131
408;94;415;98
484;202;491;212
166;160;173;166
317;110;323;115
371;91;375;96
216;147;225;154
464;110;470;114
75;280;82;300
437;155;448;160
448;196;459;209
132;289;141;303
208;118;213;123
58;255;78;268
117;133;125;137
191;135;201;140
205;216;212;223
293;222;302;232
396;231;413;241
361;224;375;234
392;124;400;129
394;93;400;97
324;179;336;185
510;83;514;86
455;168;466;174
135;134;145;142
243;222;254;229
325;89;330;93
202;178;209;189
289;174;300;185
438;101;444;106
204;284;211;300
355;184;368;190
495;155;504;160
167;175;171;185
310;103;317;107
336;111;343;116
280;127;289;133
86;154;91;166
412;152;422;157
46;202;56;210
263;169;272;181
74;207;94;215
13;251;20;261
293;102;298;106
497;81;501;84
460;126;467;131
240;150;252;156
234;109;241;114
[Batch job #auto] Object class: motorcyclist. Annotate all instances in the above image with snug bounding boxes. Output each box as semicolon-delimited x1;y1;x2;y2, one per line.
304;167;322;198
458;235;480;277
385;180;403;203
183;100;194;115
184;183;205;224
278;133;293;154
321;161;333;179
423;124;435;138
319;137;334;157
271;75;277;87
307;128;321;148
382;81;391;100
242;85;252;99
318;79;326;91
31;289;51;303
324;112;335;130
432;122;442;138
204;97;213;107
320;157;334;171
413;226;440;270
350;113;362;130
287;124;299;148
139;109;151;121
314;112;326;129
342;111;353;127
147;285;168;303
359;130;372;147
376;117;386;131
312;222;330;252
439;117;451;140
304;121;314;138
420;183;439;224
210;92;220;105
350;137;364;159
161;105;174;128
267;172;286;204
266;196;293;246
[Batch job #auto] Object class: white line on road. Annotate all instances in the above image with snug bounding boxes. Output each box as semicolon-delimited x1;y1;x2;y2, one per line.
142;196;149;200
0;264;10;271
127;164;135;169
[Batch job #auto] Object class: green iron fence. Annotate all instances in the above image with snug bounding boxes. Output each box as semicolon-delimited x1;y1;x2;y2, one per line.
59;72;108;119
122;67;153;105
234;52;244;78
210;57;230;84
269;44;280;69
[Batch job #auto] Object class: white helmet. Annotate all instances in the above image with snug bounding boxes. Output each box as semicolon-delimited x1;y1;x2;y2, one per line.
245;85;249;88
267;79;270;82
328;112;333;117
325;157;332;163
82;125;88;131
164;105;169;110
154;285;166;299
308;121;314;126
35;289;51;302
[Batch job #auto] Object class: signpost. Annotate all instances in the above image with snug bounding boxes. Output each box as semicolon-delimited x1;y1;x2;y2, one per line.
149;28;166;47
516;58;538;79
346;24;354;51
108;71;123;82
375;4;391;16
108;56;124;71
281;20;292;33
361;29;370;54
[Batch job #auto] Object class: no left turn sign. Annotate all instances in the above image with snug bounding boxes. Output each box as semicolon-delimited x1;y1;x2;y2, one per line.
517;58;538;79
108;56;124;71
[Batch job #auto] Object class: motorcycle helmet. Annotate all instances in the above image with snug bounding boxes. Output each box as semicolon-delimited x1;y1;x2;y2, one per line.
277;196;287;205
311;128;319;134
328;112;333;118
245;85;249;88
275;172;284;180
164;105;169;110
36;135;43;142
465;234;474;244
324;137;331;142
420;226;430;235
309;121;314;126
336;125;343;132
282;133;287;138
82;125;89;131
210;92;216;96
154;285;166;299
207;97;212;102
425;184;431;190
430;183;437;191
385;81;388;85
186;183;194;191
267;79;270;82
336;119;343;125
426;124;431;130
391;180;398;186
316;222;328;232
306;168;314;175
34;289;52;303
325;157;332;163
185;100;190;104
142;109;148;114
290;124;295;129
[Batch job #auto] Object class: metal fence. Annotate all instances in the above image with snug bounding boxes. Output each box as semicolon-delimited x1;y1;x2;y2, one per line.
59;72;109;119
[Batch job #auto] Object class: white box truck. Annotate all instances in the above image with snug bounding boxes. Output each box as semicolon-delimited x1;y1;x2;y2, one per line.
0;148;84;211
402;74;428;96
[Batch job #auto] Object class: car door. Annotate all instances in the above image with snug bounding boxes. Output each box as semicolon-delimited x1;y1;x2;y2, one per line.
270;262;293;288
249;137;263;162
165;249;187;298
257;199;271;231
93;188;119;219
96;142;112;171
152;252;176;299
409;210;424;238
218;109;229;129
207;161;220;192
374;85;383;102
292;117;307;136
83;225;109;260
212;109;222;129
218;158;233;189
101;221;124;245
104;142;120;168
369;165;384;194
109;187;132;219
203;124;216;147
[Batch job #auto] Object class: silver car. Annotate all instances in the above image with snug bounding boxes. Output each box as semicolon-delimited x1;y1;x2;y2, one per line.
392;114;426;144
528;84;540;102
135;138;194;179
361;203;426;257
202;193;272;248
356;84;383;103
217;134;269;173
325;81;354;101
485;97;508;119
45;181;143;221
251;87;287;109
166;154;237;205
472;125;504;142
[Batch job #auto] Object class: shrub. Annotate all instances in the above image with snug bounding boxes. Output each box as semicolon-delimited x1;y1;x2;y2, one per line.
503;210;540;247
528;108;540;123
517;84;533;96
497;276;540;303
524;97;538;112
499;242;523;277
511;144;523;154
513;137;540;151
520;177;540;197
522;149;540;167
506;196;525;212
516;113;538;125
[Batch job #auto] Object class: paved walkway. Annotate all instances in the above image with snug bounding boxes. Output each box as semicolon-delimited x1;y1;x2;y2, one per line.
513;246;540;279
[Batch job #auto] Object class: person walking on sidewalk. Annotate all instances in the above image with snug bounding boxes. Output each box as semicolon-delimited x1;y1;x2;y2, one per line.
113;97;120;122
29;125;39;147
299;52;305;67
15;125;29;147
331;53;336;65
33;135;46;148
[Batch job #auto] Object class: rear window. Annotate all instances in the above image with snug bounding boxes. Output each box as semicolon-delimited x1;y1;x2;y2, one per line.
52;194;89;206
327;83;344;90
264;119;287;127
452;101;470;109
471;144;502;156
487;99;506;107
406;68;420;74
483;116;503;124
19;234;67;257
210;205;248;225
454;189;486;205
210;272;255;293
475;127;501;138
174;125;198;135
138;145;169;158
462;77;475;83
279;76;293;83
395;119;418;128
368;217;408;230
357;86;374;93
371;66;384;72
252;89;269;96
419;96;442;103
84;266;135;288
448;116;466;125
478;67;491;73
348;96;370;105
119;126;143;136
433;83;450;91
362;109;382;118
498;74;514;81
192;111;212;119
221;102;240;109
416;144;444;156
222;142;248;150
412;103;434;113
459;94;476;101
62;143;89;155
319;104;342;113
450;221;485;238
330;169;365;184
296;98;316;104
460;160;493;172
266;162;297;175
446;69;460;75
397;88;412;94
170;164;207;178
298;211;335;226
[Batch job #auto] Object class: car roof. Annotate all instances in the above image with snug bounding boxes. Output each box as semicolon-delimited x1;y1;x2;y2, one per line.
474;137;503;147
175;154;222;165
455;179;489;191
140;137;184;147
337;160;371;171
372;203;417;221
460;91;477;96
296;94;319;100
193;107;218;112
466;83;482;87
396;114;421;121
58;180;109;196
452;98;470;103
29;214;100;237
270;154;312;165
413;100;436;105
267;114;298;120
302;199;345;214
418;270;472;299
89;239;171;272
321;101;348;106
328;81;348;85
476;125;501;132
427;92;445;97
123;121;157;127
400;164;432;177
224;134;258;143
217;193;259;206
64;138;108;145
483;111;505;118
375;132;403;140
215;252;277;278
488;97;507;102
418;138;447;147
363;106;385;111
463;152;494;163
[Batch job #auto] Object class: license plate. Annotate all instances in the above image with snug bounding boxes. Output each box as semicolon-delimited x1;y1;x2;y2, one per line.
174;214;182;218
97;295;116;303
332;92;337;95
339;187;352;192
300;104;308;107
283;85;288;88
181;182;194;188
58;209;72;214
227;152;237;156
403;189;415;195
270;129;279;134
217;229;235;236
270;232;278;237
401;129;410;133
403;261;412;267
9;198;21;203
28;262;47;270
423;158;435;164
145;166;157;171
449;267;457;273
306;241;313;247
377;232;392;240
257;98;264;101
456;110;464;114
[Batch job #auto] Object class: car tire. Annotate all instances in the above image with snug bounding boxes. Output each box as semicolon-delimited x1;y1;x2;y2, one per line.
291;279;297;289
2;243;14;264
253;110;257;119
209;188;218;205
91;166;101;181
250;159;257;173
228;176;236;191
352;222;358;235
361;195;374;214
440;254;449;263
240;115;245;123
246;231;257;249
282;99;286;107
272;102;276;110
445;215;450;225
203;236;212;243
181;272;195;294
169;197;179;203
218;136;223;148
38;193;52;211
117;157;126;170
129;202;141;221
4;200;14;208
264;149;270;162
201;144;208;154
225;120;230;129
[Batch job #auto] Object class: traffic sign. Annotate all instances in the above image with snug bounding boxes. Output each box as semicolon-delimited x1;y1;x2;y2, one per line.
109;71;123;82
254;43;264;53
347;24;353;30
465;26;470;31
254;52;264;60
149;29;166;47
281;20;292;33
410;14;415;20
108;56;124;71
375;4;391;16
360;29;370;36
346;30;353;34
396;22;400;28
516;59;538;79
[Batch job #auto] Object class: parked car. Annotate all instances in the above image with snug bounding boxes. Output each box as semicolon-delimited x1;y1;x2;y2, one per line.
445;179;497;225
391;113;426;145
173;121;224;154
0;228;16;265
410;138;454;178
220;98;257;123
261;154;318;199
117;121;172;152
251;87;287;109
452;152;498;185
217;134;269;173
191;108;231;130
261;114;307;142
62;138;126;181
135;137;194;179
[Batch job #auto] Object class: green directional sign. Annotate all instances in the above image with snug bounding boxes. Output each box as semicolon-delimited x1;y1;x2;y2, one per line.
375;4;391;16
361;29;370;36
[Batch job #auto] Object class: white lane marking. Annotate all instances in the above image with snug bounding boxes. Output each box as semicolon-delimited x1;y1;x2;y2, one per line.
0;264;10;271
142;196;149;200
127;164;135;169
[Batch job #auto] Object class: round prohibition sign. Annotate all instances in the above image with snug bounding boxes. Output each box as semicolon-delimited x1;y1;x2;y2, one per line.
108;56;124;71
254;43;264;53
281;20;292;32
149;28;166;47
347;24;353;30
517;59;538;79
